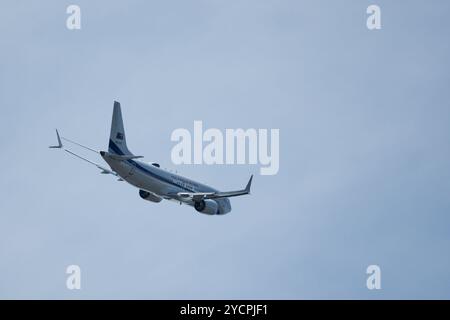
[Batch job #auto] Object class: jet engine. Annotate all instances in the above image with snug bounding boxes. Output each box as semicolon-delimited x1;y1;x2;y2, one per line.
194;199;219;215
139;189;162;203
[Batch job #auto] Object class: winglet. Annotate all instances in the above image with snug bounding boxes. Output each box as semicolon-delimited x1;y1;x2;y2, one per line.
49;129;63;149
245;175;253;194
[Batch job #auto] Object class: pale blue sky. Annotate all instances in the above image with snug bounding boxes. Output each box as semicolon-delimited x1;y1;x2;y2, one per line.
1;0;449;299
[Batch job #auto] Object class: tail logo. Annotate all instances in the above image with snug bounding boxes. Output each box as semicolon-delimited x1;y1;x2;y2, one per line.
116;132;124;140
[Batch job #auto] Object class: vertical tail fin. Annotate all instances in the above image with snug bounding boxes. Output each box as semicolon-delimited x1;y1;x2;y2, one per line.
108;101;133;155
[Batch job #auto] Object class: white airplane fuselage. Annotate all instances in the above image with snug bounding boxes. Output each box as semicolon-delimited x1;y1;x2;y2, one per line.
100;150;232;215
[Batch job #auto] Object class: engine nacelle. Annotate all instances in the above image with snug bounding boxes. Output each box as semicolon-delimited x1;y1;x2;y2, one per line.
139;189;162;203
194;199;219;215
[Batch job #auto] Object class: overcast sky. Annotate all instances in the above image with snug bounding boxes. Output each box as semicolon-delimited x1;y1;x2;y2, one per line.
1;0;450;299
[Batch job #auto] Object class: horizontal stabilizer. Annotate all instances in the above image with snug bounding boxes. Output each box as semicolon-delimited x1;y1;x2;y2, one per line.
65;150;118;177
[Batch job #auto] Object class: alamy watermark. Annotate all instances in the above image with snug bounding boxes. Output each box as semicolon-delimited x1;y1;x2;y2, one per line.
66;264;81;290
171;121;279;175
366;265;381;290
367;5;381;30
66;5;81;30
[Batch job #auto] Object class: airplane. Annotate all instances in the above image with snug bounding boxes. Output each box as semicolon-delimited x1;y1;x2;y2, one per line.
50;101;252;215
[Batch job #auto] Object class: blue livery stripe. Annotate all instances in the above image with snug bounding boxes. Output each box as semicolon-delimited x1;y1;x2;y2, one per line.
108;140;195;193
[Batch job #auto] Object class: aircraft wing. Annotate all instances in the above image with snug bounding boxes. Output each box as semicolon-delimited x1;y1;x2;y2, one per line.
65;149;118;177
61;135;143;161
49;129;121;179
177;175;253;201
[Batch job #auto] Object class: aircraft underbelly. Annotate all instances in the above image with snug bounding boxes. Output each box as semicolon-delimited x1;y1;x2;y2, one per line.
125;166;172;196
